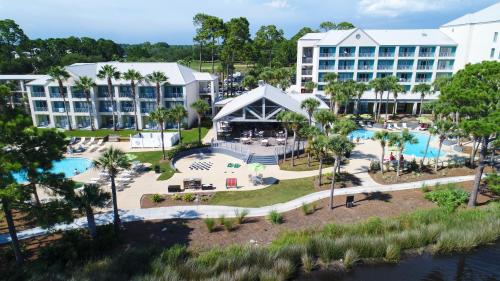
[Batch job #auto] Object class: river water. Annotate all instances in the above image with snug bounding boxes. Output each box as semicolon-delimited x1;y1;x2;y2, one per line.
298;243;500;281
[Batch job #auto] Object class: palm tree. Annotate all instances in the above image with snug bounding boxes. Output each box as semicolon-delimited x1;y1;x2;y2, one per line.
373;130;390;173
170;105;188;146
325;82;343;115
313;109;335;136
72;184;110;239
332;118;357;137
383;76;399;120
288;112;307;166
301;97;320;125
93;147;131;235
323;73;339;112
421;126;437;168
122;69;144;131
47;66;72;130
354;82;368;115
190;100;210;145
276;111;291;162
388;129;418;179
304;81;317;93
412;83;432;117
74;76;96;131
340;80;356;114
300;125;320;167
369;78;386;121
432;120;455;172
310;135;329;186
150;108;170;159
147;71;168;107
97;65;121;131
392;84;405;116
327;135;354;209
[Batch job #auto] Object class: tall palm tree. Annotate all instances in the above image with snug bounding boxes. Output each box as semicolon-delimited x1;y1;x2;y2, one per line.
325;82;343;115
313;109;335;136
373;130;390;173
71;184;110;239
288;112;307;166
74;76;96;131
432;120;455;172
93;147;131;235
412;83;432;117
388;129;418;179
276;111;291;162
340;80;356;114
170;105;188;146
304;81;317;93
354;82;368;115
392;84;406;116
323;73;339;112
301;97;320;125
122;69;144;131
332;118;357;137
97;65;121;131
421;125;437;168
383;76;399;120
327;135;354;209
369;78;386;121
310;135;329;186
300;125;320;167
47;66;72;130
147;71;168;107
190;100;210;145
149;108;170;160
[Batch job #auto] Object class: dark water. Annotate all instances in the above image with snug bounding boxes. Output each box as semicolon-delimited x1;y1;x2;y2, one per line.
298;243;500;281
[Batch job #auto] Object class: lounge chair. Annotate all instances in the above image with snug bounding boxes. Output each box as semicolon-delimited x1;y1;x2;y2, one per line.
75;137;86;147
387;124;394;130
88;138;104;152
402;123;408;129
393;123;401;130
358;121;365;127
367;122;373;128
226;178;237;189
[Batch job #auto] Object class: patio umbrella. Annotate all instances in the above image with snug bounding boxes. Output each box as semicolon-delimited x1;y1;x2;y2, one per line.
248;163;266;174
360;114;372;120
125;153;138;161
417;116;432;124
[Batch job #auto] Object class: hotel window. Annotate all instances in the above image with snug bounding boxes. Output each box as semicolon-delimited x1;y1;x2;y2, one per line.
490;48;496;59
494;32;498;43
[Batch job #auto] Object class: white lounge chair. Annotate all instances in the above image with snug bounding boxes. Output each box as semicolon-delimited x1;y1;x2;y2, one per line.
402;123;408;129
75;137;86;147
387;124;394;130
367;122;373;128
393;123;401;130
88;138;104;152
358;121;365;127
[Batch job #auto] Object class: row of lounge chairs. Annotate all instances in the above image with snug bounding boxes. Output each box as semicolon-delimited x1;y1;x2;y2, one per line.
188;161;213;171
67;137;106;154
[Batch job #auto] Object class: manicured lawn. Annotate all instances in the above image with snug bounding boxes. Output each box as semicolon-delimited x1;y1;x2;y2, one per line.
208;177;317;207
128;151;175;181
279;154;334;171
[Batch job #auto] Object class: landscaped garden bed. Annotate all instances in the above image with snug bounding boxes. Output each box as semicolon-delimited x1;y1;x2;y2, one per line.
278;153;334;171
368;166;492;184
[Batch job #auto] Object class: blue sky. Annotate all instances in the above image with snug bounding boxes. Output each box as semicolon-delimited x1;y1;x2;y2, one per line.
0;0;498;44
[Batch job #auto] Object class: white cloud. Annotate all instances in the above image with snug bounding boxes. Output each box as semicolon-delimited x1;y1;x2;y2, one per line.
357;0;461;17
263;0;290;9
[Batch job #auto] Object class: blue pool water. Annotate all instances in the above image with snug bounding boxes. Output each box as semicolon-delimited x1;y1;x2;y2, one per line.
13;157;92;183
349;129;441;158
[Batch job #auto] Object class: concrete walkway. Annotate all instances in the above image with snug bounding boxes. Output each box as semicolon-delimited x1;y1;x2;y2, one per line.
0;175;475;244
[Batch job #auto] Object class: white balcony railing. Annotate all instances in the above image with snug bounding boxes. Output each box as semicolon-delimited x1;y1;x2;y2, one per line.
319;53;335;58
377;65;393;70
357;78;370;82
379;52;394;57
53;107;66;113
437;65;453;70
301;70;313;75
439;52;454;57
121;107;135;112
358;65;373;70
415;78;431;83
74;107;89;113
398;78;411;82
302;57;313;64
339;53;354;57
398;52;414;57
359;52;374;57
318;65;335;70
34;107;48;112
338;65;354;70
31;92;46;97
397;65;413;70
417;65;433;70
419;52;434;57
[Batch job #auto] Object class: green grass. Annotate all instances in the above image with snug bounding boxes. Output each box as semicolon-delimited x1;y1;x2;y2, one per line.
279;155;334;171
208;177;316;207
129;151;175;181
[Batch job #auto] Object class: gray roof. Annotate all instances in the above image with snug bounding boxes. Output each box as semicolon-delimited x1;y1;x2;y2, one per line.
442;2;500;27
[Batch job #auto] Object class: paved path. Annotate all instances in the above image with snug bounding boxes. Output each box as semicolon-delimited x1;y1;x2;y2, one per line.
0;175;474;244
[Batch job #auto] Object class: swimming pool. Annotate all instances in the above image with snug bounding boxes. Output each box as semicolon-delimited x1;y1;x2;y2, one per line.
13;157;93;183
349;129;442;158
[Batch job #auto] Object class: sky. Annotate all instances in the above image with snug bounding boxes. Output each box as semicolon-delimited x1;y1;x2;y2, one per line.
0;0;498;44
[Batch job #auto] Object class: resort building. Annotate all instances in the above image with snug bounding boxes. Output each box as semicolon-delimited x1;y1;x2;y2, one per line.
19;62;218;130
0;74;46;109
295;2;500;114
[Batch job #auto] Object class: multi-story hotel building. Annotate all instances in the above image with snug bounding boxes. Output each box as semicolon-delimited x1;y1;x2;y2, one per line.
295;2;500;114
1;62;218;130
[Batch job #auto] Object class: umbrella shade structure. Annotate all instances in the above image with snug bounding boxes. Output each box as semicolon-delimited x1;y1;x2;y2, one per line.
248;163;266;174
417;117;432;124
360;114;373;120
125;153;138;161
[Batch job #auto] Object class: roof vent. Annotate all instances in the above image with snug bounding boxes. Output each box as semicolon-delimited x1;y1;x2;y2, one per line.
422;32;428;37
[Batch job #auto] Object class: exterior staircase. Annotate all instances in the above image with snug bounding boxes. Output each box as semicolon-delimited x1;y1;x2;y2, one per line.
247;154;277;165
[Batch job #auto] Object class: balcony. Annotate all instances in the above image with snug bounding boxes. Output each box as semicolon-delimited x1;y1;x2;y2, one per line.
338;65;354;70
199;87;211;94
377;65;393;70
398;52;415;57
437;65;453;70
301;69;313;75
397;65;413;70
302;57;313;64
319;53;335;58
415;78;431;83
50;93;64;98
318;65;335;71
34;107;48;112
119;92;133;98
31;92;46;98
357;77;371;82
53;107;67;113
140;107;155;113
379;52;394;57
72;93;87;99
339;53;354;57
417;65;433;70
439;52;454;57
139;93;156;99
358;65;373;70
121;106;135;112
398;77;411;82
418;52;434;57
359;52;374;57
74;107;89;113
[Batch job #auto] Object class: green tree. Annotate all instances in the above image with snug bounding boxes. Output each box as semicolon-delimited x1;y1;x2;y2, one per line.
339;80;356;114
432;120;455;172
170;105;188;145
319;21;336;31
122;69;144;131
304;81;317;93
369;78;386;121
241;75;258;89
325;76;342;114
93;147;131;235
412;83;432;117
97;64;121;130
300;125;320;167
332;118;357;137
147;71;168;107
190;100;210;145
392;83;406;116
193;13;210;71
336;22;355;30
383;76;399;120
74;76;96;131
288;112;307;166
254;25;285;67
300;97;320;125
47;66;72;130
276;110;291;162
310;135;329;186
71;184;110;239
388;129;418;178
149;108;170;160
327;135;354;209
313;109;335;135
373;130;390;173
354;82;368;115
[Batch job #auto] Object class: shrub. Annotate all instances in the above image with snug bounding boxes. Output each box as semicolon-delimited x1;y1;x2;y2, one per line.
159;244;188;267
234;209;249;224
343;249;359;270
485;173;500;196
301;202;315;215
182;193;196;202
424;185;468;210
407;159;419;172
218;215;226;225
301;254;315;272
204;218;216;233
171;194;182;201
267;210;283;224
222;218;236;232
151;194;163;203
385;244;400;263
421;183;430;193
369;160;380;172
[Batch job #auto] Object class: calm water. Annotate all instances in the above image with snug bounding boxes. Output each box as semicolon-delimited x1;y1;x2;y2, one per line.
12;157;92;183
349;129;441;158
298;243;500;281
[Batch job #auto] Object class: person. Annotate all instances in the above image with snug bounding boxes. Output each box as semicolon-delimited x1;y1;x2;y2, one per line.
389;152;396;161
356;137;360;144
399;154;404;162
74;168;80;175
383;121;387;129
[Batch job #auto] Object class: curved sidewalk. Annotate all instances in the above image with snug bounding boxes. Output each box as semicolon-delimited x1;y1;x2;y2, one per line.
0;175;475;244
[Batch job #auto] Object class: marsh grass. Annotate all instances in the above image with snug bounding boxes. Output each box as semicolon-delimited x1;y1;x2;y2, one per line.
268;210;283;224
234;209;249;224
204;218;216;233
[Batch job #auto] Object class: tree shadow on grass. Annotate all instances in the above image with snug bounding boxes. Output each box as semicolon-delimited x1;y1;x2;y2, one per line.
355;191;393;204
122;218;194;249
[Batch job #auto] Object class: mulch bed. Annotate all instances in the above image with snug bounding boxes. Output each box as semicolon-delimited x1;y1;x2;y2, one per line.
368;166;493;185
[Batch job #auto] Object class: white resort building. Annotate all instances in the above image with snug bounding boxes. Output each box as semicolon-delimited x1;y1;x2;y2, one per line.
0;62;218;130
295;2;500;114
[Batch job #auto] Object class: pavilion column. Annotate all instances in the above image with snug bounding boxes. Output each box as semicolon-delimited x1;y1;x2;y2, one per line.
412;102;418;115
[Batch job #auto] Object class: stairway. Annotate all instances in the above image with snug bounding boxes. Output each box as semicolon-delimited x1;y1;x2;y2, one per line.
247;154;277;165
